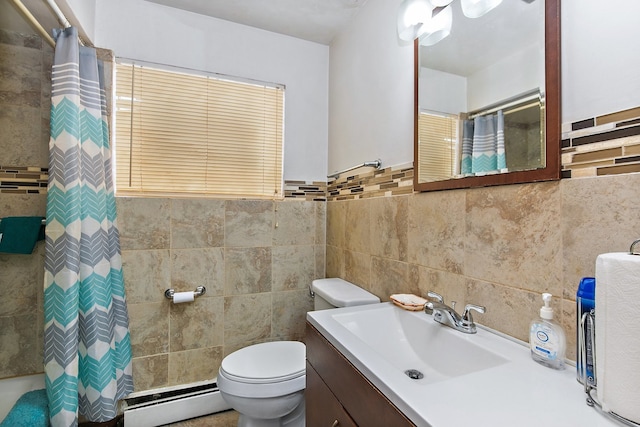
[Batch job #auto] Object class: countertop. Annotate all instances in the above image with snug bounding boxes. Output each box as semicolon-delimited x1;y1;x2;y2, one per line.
307;303;623;427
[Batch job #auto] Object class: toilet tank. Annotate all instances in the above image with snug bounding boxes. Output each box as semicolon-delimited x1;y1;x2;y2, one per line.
311;278;380;310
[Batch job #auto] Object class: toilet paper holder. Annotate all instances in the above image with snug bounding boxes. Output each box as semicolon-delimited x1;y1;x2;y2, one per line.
164;286;206;300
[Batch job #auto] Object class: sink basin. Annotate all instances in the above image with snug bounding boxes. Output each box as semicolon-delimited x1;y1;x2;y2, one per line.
332;304;507;383
307;302;617;427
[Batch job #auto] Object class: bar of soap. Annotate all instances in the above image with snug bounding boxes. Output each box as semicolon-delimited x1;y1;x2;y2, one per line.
390;293;427;311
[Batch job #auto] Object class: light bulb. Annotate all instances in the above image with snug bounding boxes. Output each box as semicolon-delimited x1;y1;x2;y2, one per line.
419;5;452;46
397;0;435;41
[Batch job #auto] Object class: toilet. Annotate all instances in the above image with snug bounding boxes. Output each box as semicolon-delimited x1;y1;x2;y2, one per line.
217;278;380;427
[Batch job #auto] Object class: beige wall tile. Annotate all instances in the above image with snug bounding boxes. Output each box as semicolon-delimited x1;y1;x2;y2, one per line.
272;245;315;291
128;302;169;357
117;197;170;250
0;314;41;377
465;182;562;296
370;257;408;301
345;199;370;253
0;193;46;216
273;201;315;246
562;298;577;361
224;247;272;295
314;245;326;279
466;279;539;342
225;200;273;247
171;248;225;296
325;245;344;278
132;354;168;392
171;199;224;249
344;250;371;289
326;201;346;247
370;195;408;262
272;289;313;341
408;264;466;309
122;249;171;304
561;173;640;299
169;347;222;385
170;296;223;352
224;294;271;347
0;247;41;316
408;190;465;273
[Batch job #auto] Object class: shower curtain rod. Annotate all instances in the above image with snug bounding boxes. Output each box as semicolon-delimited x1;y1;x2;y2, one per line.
467;90;542;119
9;0;86;48
8;0;56;47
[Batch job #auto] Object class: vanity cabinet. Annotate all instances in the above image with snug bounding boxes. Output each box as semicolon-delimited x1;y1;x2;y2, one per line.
305;322;416;427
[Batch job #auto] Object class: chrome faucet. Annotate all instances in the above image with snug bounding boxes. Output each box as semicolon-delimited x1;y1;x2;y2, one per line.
424;291;486;334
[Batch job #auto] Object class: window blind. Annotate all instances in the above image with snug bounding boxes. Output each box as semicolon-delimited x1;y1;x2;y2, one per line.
114;61;284;198
417;112;458;182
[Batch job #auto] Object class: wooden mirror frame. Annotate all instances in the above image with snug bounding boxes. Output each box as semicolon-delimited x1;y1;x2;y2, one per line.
413;0;561;192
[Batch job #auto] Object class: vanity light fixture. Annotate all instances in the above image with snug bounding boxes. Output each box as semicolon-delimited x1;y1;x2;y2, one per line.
420;5;452;46
397;0;503;44
397;0;434;42
460;0;503;18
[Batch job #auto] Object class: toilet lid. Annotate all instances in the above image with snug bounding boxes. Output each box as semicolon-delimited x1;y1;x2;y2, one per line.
220;341;305;384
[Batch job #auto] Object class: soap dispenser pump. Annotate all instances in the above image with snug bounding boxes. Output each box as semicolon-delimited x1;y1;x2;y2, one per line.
529;293;566;370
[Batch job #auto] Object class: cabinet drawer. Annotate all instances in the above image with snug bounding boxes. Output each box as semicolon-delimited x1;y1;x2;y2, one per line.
306;322;415;427
306;361;357;427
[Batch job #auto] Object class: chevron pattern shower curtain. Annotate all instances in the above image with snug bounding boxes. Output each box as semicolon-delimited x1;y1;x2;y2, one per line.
44;27;133;427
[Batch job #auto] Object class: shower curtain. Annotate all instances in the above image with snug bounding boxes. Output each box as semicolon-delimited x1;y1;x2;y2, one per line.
461;110;506;175
44;27;133;426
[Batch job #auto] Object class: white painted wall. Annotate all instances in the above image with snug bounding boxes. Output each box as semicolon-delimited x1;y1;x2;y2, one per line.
60;0;96;42
330;0;640;171
328;0;414;175
561;0;640;123
90;0;329;182
418;68;467;115
467;43;543;112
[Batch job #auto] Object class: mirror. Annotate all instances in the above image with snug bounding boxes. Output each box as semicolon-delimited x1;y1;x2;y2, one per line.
413;0;560;192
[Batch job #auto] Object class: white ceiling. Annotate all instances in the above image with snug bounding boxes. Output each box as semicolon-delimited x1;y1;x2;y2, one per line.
420;0;543;76
143;0;370;45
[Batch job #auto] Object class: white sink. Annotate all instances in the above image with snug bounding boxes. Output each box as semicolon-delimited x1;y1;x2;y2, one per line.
332;305;507;383
307;302;618;427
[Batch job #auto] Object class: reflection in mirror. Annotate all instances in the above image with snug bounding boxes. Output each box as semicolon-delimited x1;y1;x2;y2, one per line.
414;0;560;191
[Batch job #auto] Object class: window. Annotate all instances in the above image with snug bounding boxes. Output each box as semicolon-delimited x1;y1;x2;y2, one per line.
417;111;459;182
114;61;284;198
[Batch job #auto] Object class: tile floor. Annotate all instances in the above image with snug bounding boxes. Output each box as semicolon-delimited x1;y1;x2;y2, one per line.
161;410;239;427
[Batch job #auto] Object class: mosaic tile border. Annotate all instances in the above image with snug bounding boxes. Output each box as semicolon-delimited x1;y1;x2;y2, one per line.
284;180;327;201
0;166;48;194
562;106;640;178
327;165;414;201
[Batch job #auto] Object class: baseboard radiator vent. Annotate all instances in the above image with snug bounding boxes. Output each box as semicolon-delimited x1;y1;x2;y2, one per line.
122;380;231;427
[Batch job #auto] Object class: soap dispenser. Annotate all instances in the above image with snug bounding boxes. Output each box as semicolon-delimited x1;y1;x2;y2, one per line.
529;293;566;370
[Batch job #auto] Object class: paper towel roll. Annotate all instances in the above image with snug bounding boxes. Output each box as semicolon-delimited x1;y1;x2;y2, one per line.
595;252;640;423
172;291;195;304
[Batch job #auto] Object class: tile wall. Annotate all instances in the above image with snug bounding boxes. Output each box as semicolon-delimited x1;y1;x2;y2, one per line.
0;28;51;378
326;137;640;361
119;197;325;391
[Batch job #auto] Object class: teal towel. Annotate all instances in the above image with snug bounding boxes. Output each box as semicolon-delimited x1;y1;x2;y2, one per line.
0;216;45;254
0;389;49;427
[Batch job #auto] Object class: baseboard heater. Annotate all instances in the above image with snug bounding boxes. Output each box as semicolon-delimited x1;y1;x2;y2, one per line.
122;380;231;427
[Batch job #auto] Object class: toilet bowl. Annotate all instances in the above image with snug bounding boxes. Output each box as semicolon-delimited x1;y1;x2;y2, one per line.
217;278;380;426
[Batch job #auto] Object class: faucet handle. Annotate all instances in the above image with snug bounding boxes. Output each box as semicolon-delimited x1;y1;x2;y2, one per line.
462;304;486;323
427;291;444;303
